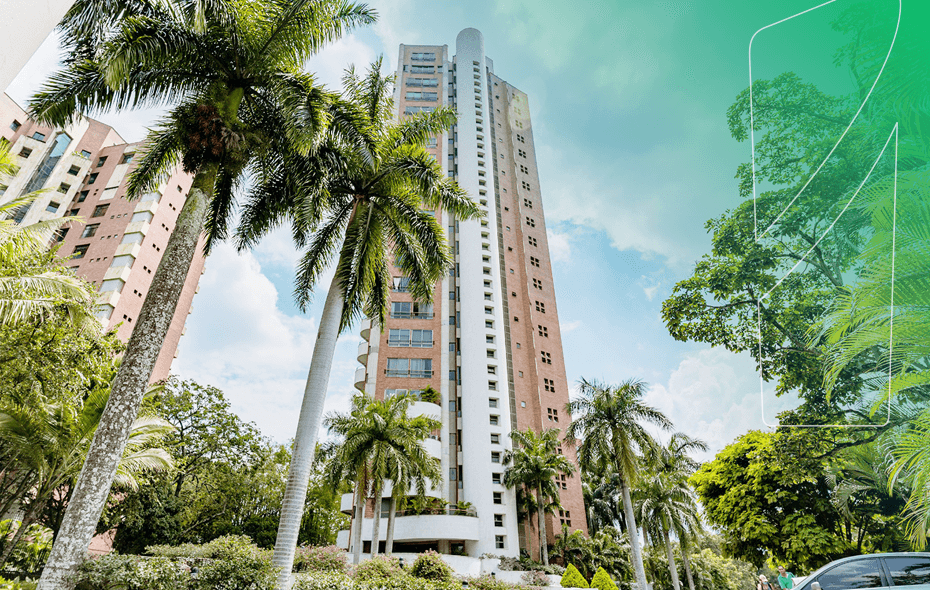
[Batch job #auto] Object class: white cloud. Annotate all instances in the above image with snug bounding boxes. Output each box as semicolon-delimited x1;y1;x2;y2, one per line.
173;243;356;443
638;274;662;301
305;33;380;91
644;348;801;460
560;319;582;333
546;229;571;263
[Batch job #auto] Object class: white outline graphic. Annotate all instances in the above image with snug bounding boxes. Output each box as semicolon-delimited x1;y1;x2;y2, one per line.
747;0;901;428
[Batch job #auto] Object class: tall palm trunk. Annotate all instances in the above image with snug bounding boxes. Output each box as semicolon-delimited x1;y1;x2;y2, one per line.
536;486;549;565
662;524;681;590
681;548;695;590
370;483;382;557
272;272;345;589
620;480;648;590
385;496;397;555
37;170;213;590
351;483;364;565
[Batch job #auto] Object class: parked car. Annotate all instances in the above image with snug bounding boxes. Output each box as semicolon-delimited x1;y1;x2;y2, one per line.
794;553;930;589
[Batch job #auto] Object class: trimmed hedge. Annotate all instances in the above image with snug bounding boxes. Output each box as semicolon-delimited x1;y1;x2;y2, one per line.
410;550;453;582
589;568;616;590
560;564;589;588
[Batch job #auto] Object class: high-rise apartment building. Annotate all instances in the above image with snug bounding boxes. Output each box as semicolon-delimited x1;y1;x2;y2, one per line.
338;29;586;560
1;93;203;381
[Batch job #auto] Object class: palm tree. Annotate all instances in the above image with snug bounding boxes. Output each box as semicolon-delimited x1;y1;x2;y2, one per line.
322;394;440;567
28;2;375;586
0;143;95;328
234;60;479;583
0;386;172;569
583;471;626;536
565;378;672;590
502;428;576;565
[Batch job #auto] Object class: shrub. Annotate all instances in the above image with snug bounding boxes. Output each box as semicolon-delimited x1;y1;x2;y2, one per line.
521;570;551;587
462;574;518;590
410;550;453;582
146;542;212;559
0;578;38;590
560;564;589;588
589;568;616;590
193;536;275;590
75;555;190;590
294;545;349;573
351;555;405;581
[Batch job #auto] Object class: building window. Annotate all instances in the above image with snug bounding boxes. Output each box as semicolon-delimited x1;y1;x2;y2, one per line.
81;224;100;238
495;535;505;549
121;153;134;164
493;492;503;504
390;301;433;319
490;415;499;426
522;181;532;191
489;381;497;390
388;329;433;347
77;190;88;202
67;165;80;176
411;52;436;62
72;244;89;259
92;204;109;217
404;105;436;115
489;398;499;408
450;468;457;481
548;408;559;423
533;278;543;290
19;147;32;158
494;514;504;527
530;256;540;267
9;120;21;131
485;306;494;315
538;325;548;337
491;452;501;464
87;172;99;184
525;217;535;227
528;236;538;247
541;351;552;365
485;320;494;328
385;358;432;378
32;131;46;141
544;378;555;392
486;335;495;343
97;156;107;167
491;434;500;444
54;228;69;242
487;349;496;358
392;276;411;292
487;366;496;375
516;134;525;143
518;149;526;158
45;202;60;213
520;165;529;174
492;473;502;484
407;77;439;87
405;92;438;102
535;301;545;313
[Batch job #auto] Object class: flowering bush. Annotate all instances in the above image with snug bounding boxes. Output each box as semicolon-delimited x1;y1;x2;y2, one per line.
494;556;564;575
521;570;551;587
294;545;349;573
294;571;460;590
410;550;453;582
461;575;519;590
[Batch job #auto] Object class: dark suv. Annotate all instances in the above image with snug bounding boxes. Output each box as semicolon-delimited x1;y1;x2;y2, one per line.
795;553;930;589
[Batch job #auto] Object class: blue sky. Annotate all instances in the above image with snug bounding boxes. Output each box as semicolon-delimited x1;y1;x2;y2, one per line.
9;0;853;458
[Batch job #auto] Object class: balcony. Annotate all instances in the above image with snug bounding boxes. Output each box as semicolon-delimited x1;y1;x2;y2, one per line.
347;513;480;544
354;366;366;392
360;318;372;341
408;401;441;422
385;369;433;378
387;339;434;348
389;312;435;320
357;341;369;365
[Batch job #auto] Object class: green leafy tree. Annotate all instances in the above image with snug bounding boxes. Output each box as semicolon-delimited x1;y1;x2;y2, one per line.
503;428;576;565
690;431;845;570
28;1;375;584
236;59;479;584
565;378;672;590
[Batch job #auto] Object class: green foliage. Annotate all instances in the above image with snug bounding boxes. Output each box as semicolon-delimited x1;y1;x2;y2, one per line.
418;386;440;404
0;520;52;575
589;568;616;590
0;577;37;590
461;575;518;590
409;550;453;582
295;571;460;590
643;545;756;590
293;545;348;573
554;526;630;582
691;431;844;569
560;564;589;588
75;555;190;590
351;556;405;581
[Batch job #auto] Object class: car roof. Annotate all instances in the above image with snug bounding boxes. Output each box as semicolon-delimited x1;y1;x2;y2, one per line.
805;553;930;581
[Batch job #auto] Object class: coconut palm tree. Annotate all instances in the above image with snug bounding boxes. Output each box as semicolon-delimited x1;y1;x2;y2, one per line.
28;2;375;586
0;386;172;569
502;428;576;565
234;59;479;584
0;144;95;328
565;378;672;590
322;394;440;567
633;470;701;590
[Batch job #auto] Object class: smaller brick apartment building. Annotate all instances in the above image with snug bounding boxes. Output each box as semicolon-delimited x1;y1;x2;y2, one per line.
1;92;204;381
